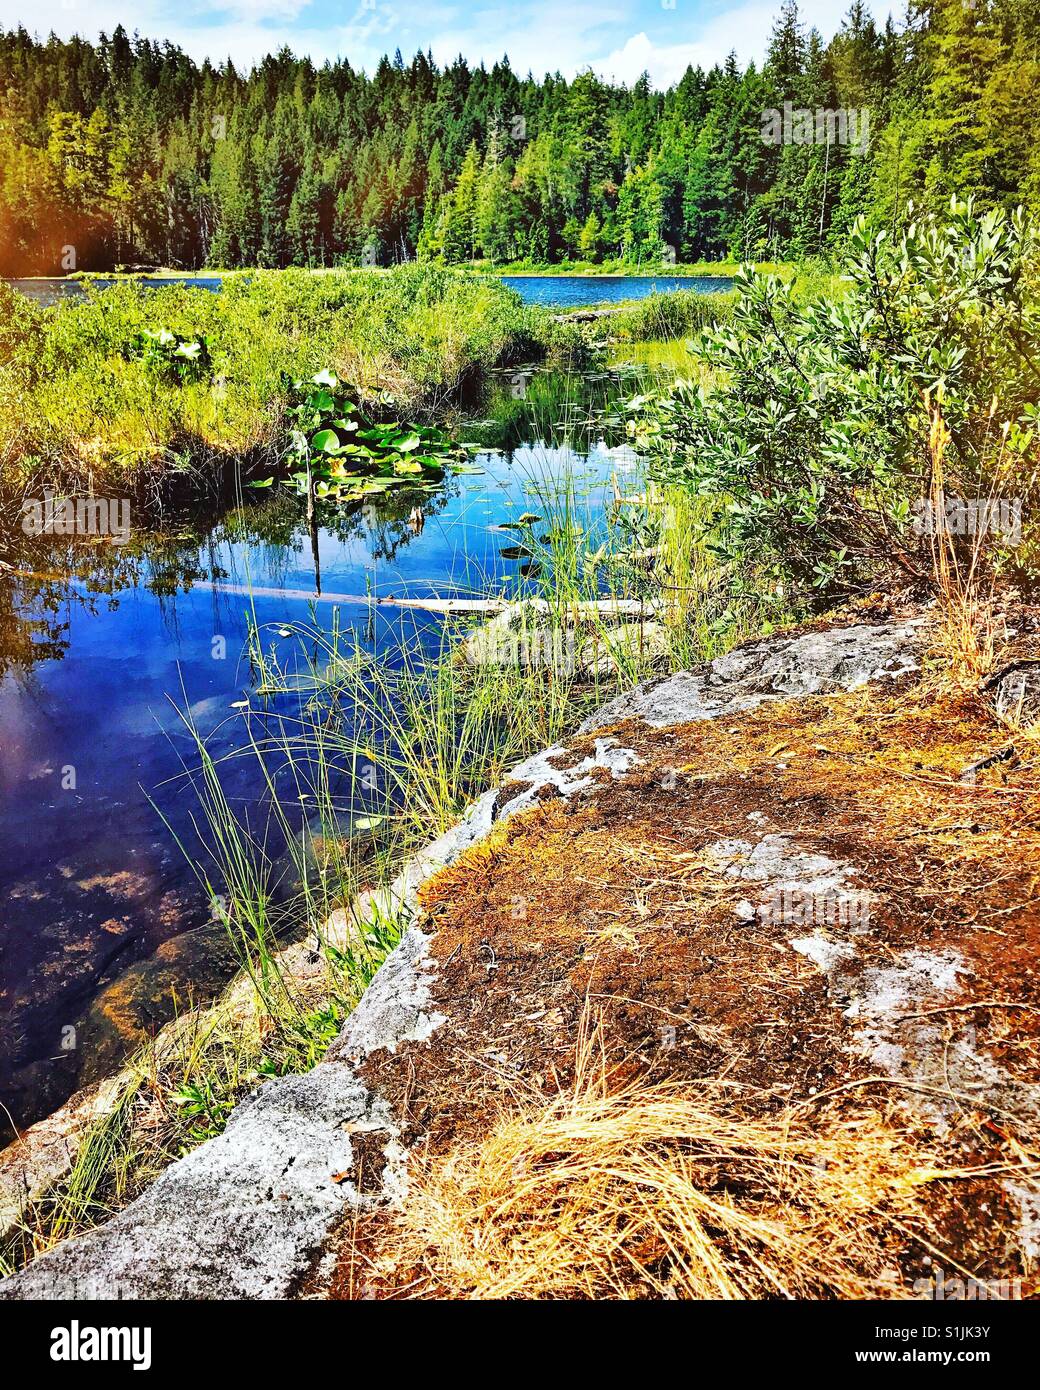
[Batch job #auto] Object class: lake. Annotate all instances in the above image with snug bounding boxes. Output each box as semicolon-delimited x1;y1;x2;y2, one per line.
0;367;645;1129
499;274;735;307
5;273;733;310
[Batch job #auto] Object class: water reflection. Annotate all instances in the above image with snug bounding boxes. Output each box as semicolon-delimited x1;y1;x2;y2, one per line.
0;365;642;1128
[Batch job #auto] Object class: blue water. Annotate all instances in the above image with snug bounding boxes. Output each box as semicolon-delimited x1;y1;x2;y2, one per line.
4;276;224;306
6;273;732;310
499;275;734;307
0;380;643;1125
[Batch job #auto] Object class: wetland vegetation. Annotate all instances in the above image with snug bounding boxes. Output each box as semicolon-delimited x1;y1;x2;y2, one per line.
3;0;1040;1309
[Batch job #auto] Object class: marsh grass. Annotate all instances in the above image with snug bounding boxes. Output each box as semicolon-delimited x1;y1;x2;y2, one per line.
0;268;581;484
608;288;736;343
2;356;773;1276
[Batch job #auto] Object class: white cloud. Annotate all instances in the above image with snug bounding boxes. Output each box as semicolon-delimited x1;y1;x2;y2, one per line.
0;0;896;81
599;2;898;87
597;31;709;87
425;1;630;77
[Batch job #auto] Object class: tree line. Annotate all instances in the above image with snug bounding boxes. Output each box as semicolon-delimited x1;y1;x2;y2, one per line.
1;0;1038;274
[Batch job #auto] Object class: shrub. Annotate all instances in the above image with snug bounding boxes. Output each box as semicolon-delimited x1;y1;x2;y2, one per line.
629;199;1040;605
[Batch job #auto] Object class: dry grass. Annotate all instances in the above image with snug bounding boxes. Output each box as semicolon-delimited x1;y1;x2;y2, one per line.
924;404;1006;691
388;1019;957;1301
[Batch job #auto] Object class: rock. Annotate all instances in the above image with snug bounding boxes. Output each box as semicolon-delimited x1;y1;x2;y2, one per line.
983;660;1040;728
580;619;924;732
77;922;241;1086
0;614;930;1300
0;1065;377;1300
460;600;665;676
0;1076;125;1244
580;621;668;676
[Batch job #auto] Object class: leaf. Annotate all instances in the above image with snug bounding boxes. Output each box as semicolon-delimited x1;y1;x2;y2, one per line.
311;428;342;453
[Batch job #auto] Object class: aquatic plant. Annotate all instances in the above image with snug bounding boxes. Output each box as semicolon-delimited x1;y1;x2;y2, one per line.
265;369;466;501
126;327;213;385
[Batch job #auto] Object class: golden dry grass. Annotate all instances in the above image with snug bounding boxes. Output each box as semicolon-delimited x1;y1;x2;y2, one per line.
923;403;1007;692
388;1020;963;1301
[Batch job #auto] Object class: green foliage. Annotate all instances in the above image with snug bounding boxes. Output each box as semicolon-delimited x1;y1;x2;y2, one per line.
0;280;43;383
3;4;1039;274
271;368;465;500
0;267;556;478
126;326;213;384
629;199;1040;604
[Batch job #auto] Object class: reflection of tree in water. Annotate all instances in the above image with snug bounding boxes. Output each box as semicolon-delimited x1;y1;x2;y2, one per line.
321;478;456;565
0;490;223;675
0;472;455;675
452;365;639;456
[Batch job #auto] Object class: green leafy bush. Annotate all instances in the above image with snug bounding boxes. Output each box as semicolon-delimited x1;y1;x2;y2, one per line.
629;199;1040;604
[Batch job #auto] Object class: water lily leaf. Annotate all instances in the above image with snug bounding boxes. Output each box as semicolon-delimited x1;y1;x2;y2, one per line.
311;428;342;453
247;477;274;488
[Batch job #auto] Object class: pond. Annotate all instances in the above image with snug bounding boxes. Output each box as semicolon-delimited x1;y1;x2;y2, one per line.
0;367;647;1129
4;273;733;310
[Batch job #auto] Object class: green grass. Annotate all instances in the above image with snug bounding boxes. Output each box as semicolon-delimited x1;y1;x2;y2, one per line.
0;266;584;485
244;447;775;846
606;289;737;343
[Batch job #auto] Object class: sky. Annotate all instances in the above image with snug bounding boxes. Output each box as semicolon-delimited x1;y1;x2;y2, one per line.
0;0;893;86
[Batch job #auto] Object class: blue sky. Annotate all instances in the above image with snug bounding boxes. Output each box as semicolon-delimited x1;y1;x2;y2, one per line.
0;1;889;85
